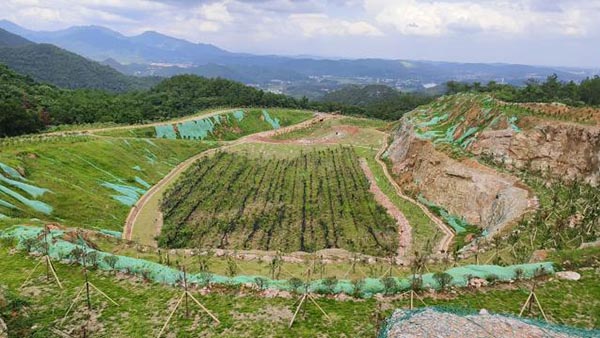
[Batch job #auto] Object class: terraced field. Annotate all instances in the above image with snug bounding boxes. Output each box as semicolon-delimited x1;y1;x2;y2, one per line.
159;147;399;256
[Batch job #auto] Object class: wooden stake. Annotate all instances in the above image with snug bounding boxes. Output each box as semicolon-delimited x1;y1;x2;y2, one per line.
157;289;220;337
187;292;220;324
289;294;307;328
519;286;548;321
157;293;185;338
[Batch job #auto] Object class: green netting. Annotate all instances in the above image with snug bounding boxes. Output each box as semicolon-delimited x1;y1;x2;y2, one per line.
96;229;123;238
178;118;216;140
0;198;17;209
0;162;25;180
132;165;142;171
144;139;157;147
262;110;280;129
0;226;557;298
508;116;522;132
233;110;245;121
155;125;177;139
378;306;599;338
101;182;147;207
418;196;468;233
0;175;50;198
0;185;53;214
144;148;157;164
456;127;479;148
416;113;449;128
134;176;151;189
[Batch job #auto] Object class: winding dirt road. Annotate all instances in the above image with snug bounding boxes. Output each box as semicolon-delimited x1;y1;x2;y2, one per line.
373;138;454;254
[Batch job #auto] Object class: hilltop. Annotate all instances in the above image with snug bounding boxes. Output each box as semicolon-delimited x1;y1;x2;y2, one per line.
0;28;159;92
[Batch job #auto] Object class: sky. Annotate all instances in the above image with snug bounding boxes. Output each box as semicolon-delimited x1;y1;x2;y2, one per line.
1;0;599;68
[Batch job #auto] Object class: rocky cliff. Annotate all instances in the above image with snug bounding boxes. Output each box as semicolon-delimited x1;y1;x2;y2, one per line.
386;94;599;236
387;122;533;236
470;120;600;186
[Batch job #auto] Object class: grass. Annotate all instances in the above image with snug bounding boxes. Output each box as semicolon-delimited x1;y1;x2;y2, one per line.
97;109;314;140
355;147;442;256
0;137;212;231
1;245;598;337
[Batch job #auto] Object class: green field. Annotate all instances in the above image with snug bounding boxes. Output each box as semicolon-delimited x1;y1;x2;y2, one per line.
159;147;399;256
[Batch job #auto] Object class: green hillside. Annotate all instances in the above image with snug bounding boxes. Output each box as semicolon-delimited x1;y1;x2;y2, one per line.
0;40;159;92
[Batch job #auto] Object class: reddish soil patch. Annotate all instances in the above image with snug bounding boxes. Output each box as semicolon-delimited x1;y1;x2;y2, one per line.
359;158;412;259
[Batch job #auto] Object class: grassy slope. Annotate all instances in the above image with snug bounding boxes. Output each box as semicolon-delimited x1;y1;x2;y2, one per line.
0;137;209;230
0;246;597;337
97;109;314;139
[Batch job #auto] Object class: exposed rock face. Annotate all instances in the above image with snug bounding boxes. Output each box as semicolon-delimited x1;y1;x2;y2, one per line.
387;123;532;235
471;121;600;186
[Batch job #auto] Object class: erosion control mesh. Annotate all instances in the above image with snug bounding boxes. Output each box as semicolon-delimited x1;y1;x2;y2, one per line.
0;226;555;297
378;306;598;338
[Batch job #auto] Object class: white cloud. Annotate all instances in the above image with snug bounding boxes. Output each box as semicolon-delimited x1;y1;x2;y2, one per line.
289;13;382;37
366;0;596;38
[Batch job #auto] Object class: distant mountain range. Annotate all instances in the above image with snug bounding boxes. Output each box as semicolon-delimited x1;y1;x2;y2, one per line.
0;20;597;98
0;27;159;92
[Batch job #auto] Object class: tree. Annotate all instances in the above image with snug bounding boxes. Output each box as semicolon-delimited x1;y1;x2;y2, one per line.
103;255;119;274
254;277;268;290
432;272;453;291
0;101;42;137
288;278;304;293
382;277;398;295
322;277;338;294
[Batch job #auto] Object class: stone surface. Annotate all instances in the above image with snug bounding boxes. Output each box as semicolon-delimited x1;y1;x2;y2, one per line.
470;121;600;186
387;122;532;236
555;271;581;281
383;308;583;338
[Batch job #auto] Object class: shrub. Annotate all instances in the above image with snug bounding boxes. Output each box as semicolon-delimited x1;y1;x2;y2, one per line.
433;272;454;290
288;278;304;293
322;277;338;294
382;277;398;295
254;277;268;290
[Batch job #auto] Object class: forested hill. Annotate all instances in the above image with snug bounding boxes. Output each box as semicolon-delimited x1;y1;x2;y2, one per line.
0;65;305;137
317;84;434;120
0;28;160;92
0;27;31;47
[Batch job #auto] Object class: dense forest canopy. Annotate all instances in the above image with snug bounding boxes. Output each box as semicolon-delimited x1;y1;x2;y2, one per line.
446;74;600;106
315;84;434;120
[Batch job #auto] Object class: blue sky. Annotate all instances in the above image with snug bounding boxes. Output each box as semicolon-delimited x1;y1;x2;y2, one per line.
1;0;599;67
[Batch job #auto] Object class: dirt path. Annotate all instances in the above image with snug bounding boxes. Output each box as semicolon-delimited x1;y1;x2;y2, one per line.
123;113;333;243
359;158;412;260
373;138;454;254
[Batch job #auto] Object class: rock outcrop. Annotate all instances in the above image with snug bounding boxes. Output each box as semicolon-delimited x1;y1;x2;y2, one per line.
387;122;532;235
470;120;600;186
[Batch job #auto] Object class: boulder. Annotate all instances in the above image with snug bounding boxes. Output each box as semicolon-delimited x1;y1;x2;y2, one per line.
555;271;581;281
468;277;488;288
